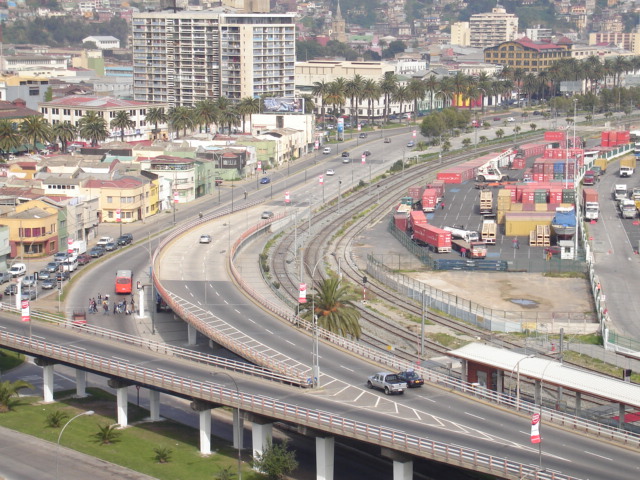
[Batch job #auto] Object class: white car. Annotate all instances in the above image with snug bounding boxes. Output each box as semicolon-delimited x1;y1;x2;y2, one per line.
322;146;331;154
199;234;212;244
507;117;515;122
9;263;26;277
326;169;335;176
97;236;114;246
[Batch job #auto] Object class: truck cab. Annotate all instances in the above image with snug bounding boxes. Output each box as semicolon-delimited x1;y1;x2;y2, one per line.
582;170;596;186
613;184;628;202
443;225;480;243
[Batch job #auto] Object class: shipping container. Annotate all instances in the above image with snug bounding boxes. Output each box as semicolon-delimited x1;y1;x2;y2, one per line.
518;142;549;158
545;131;566;142
601;131;610;147
549;188;563;204
409;210;428;228
562;189;575;204
609;131;618;146
412;224;452;252
421;188;439;212
407;185;426;202
426;180;445;201
512;157;526;169
394;213;409;232
534;189;548;203
583;187;598;204
504;212;554;236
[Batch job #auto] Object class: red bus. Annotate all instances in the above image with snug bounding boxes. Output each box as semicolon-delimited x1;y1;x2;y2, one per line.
115;270;133;294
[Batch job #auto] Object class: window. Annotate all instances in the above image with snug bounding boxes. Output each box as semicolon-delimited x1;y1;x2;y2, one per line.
75;110;82;116
108;211;114;219
52;108;59;114
63;109;70;115
107;196;113;203
29;88;39;96
42;107;48;114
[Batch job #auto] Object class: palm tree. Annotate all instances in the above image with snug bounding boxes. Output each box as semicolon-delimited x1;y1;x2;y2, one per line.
450;71;471;108
0;379;34;412
145;107;168;139
214;97;232;133
78;111;109;147
94;423;121;445
194;99;218;133
301;94;316;114
311;80;331;127
301;276;361;339
423;74;439;111
110;111;135;142
361;78;380;125
477;72;493;113
392;85;410;117
0;119;23;159
344;74;365;126
406;78;426;119
379;71;398;124
236;97;261;133
168;106;194;138
325;77;347;120
19;115;52;153
218;106;240;135
52;121;77;153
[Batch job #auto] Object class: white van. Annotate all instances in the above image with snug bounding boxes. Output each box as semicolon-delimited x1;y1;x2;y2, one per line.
9;263;26;277
322;146;331;154
61;257;78;272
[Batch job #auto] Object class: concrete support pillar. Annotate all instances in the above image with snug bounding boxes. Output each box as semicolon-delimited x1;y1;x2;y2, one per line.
393;460;413;480
75;369;87;398
460;359;468;383
116;387;128;427
556;386;563;409
575;391;582;416
233;409;244;450
42;364;54;403
534;380;541;405
252;421;273;459
496;370;504;400
199;409;212;455
316;436;335;480
618;403;626;429
149;390;160;421
187;323;197;345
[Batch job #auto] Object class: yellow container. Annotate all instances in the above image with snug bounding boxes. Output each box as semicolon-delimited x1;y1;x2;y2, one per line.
504;212;554;236
594;158;607;172
510;203;523;212
535;203;548;212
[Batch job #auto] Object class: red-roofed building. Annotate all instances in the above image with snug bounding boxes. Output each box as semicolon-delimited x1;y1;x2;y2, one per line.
39;95;169;144
484;37;572;73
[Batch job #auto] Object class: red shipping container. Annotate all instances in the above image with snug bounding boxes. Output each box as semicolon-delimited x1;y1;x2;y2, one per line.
412;224;452;251
549;188;563;204
410;210;428;227
394;213;408;232
583;187;598;204
428;180;445;199
407;185;425;201
601;131;610;145
512;157;526;169
545;131;566;142
521;188;536;204
436;171;462;184
618;131;630;144
609;131;618;146
421;189;438;211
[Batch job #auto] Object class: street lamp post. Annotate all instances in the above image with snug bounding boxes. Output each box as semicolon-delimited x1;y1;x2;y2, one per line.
57;410;94;480
211;372;243;480
537;360;554;469
309;253;335;388
510;354;535;410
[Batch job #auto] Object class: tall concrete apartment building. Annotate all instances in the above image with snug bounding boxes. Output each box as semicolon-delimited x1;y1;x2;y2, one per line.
132;8;296;107
469;6;519;49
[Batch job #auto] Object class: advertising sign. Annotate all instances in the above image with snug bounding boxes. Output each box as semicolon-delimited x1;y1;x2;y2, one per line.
361;154;366;164
530;413;541;444
116;209;121;222
319;175;324;185
298;284;307;303
337;118;344;134
284;191;290;203
262;97;304;113
21;300;30;323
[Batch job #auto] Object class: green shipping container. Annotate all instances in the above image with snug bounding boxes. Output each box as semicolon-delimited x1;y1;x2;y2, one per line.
562;189;575;204
534;189;548;204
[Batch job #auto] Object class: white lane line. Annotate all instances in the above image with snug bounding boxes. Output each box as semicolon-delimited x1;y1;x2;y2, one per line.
224;300;229;304
340;365;355;372
464;412;485;420
264;329;273;334
519;430;528;436
234;309;240;314
32;335;46;340
248;319;256;324
417;396;437;403
112;356;130;363
584;451;612;461
158;368;175;375
197;301;202;306
285;340;295;346
184;285;189;290
216;292;220;296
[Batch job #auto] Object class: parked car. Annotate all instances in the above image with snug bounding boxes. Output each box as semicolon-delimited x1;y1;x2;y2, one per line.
342;157;351;164
397;369;424;388
199;234;212;244
260;177;271;184
261;211;275;220
89;246;105;258
384;138;391;143
359;132;367;138
41;278;56;290
507;117;515;122
104;242;118;252
9;263;26;277
326;169;335;176
4;284;18;296
0;271;12;284
53;252;69;263
38;269;53;280
97;236;114;246
56;271;70;282
362;150;371;156
407;141;415;148
77;254;92;265
21;289;37;301
117;233;133;245
533;110;542;115
341;151;350;157
493;116;501;121
322;146;331;154
22;275;37;288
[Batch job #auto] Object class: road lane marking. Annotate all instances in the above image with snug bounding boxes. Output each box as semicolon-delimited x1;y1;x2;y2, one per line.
285;340;295;346
340;365;354;372
264;329;273;334
158;368;175;375
248;319;256;324
234;309;240;314
224;300;229;304
584;451;612;461
112;356;130;362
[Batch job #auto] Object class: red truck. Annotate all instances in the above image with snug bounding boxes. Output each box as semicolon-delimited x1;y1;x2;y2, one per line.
412;224;452;253
582;170;596;186
452;240;487;258
421;188;438;212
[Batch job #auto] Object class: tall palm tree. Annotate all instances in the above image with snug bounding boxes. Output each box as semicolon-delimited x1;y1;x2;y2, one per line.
19;115;52;153
436;77;455;109
311;80;331;127
301;94;316;114
218;106;240;135
326;77;347;119
423;74;439;111
301;276;361;339
392;85;410;117
110;111;135;142
512;68;525;105
477;72;493;112
194;99;218;133
214;97;232;133
145;107;168;139
406;78;426;119
361;78;380;125
52;121;77;153
0;379;34;412
236;97;261;133
168;106;194;138
0;119;23;159
344;74;365;126
79;111;109;147
379;71;398;123
522;73;539;103
450;71;471;108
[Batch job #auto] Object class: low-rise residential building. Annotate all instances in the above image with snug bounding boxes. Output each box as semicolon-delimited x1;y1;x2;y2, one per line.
83;175;157;224
0;199;61;258
588;32;640;54
136;156;199;206
82;36;121;50
0;75;51;110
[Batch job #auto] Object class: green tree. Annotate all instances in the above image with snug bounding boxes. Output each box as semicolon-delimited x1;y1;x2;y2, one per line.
252;439;298;480
194;99;218;134
145;107;168;139
382;40;406;59
441;140;452;152
311;80;331;126
361;78;381;126
237;97;261;133
495;128;505;139
19;115;52;153
168;106;194;139
214;466;236;480
462;138;471;148
44;86;53;102
52;121;77;153
0;380;33;412
94;423;121;445
406;78;426;120
479;135;488;143
344;74;365;126
529;123;537;131
0;120;23;159
300;276;361;339
78;111;109;147
153;446;173;463
379;71;398;124
45;409;69;428
110;111;135;142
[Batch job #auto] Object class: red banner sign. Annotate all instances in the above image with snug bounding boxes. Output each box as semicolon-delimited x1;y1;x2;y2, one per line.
21;299;30;323
298;283;307;303
530;413;541;444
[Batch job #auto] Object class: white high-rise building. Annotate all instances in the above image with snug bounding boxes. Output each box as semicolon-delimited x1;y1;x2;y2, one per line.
132;8;296;107
469;6;519;48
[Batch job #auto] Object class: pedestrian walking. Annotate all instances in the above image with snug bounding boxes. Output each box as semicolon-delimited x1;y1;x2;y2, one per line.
97;293;102;301
440;202;445;210
113;302;117;314
460;247;467;258
102;302;108;315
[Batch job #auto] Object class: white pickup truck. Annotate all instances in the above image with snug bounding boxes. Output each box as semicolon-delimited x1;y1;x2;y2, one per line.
97;236;114;246
367;372;407;395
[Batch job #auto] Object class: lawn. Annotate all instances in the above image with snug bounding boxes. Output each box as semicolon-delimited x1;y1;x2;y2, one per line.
0;387;259;480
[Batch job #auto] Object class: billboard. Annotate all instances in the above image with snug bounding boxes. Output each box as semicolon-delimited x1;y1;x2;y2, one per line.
262;97;305;113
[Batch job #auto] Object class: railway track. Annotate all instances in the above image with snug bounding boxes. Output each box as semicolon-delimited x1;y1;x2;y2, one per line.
271;140;543;360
